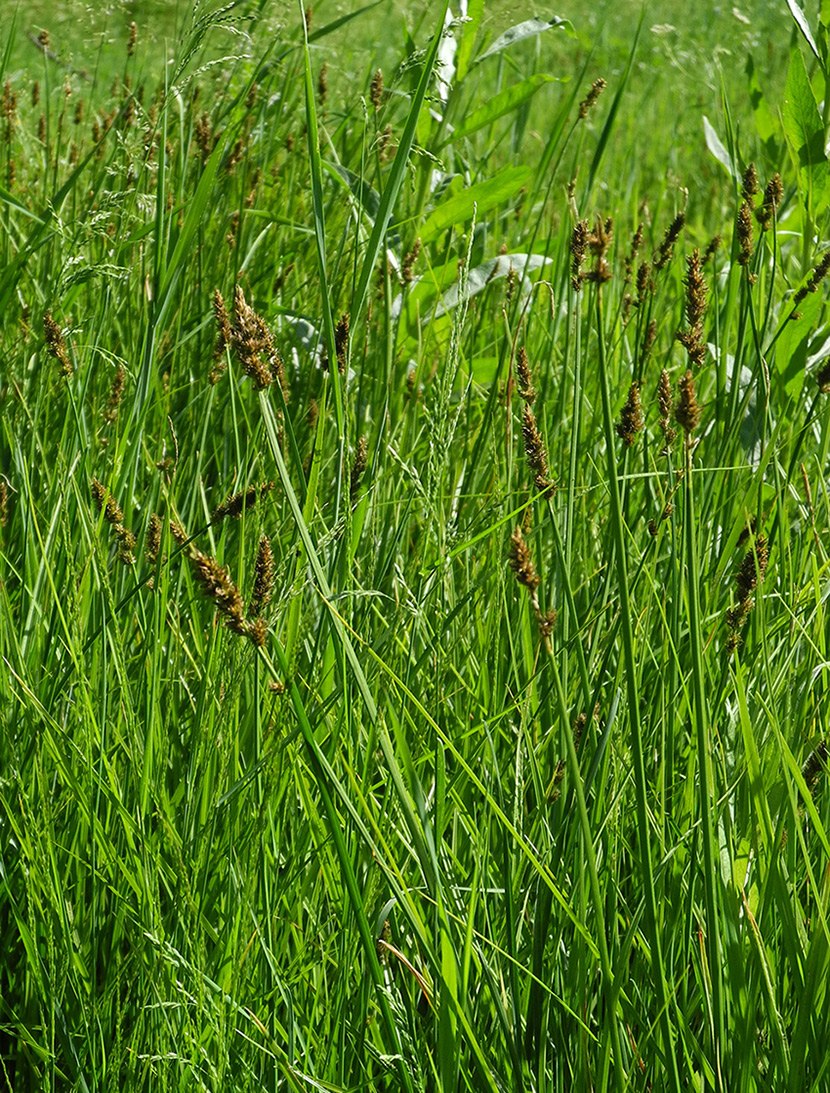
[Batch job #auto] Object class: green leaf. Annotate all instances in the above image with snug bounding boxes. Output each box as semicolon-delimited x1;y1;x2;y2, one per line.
783;46;829;213
786;0;821;61
418;165;531;244
774;288;822;398
703;115;737;180
443;74;556;146
745;54;777;145
475;17;573;63
454;0;484;82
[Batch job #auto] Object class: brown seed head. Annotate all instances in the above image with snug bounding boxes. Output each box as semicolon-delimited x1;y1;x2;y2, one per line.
145;513;162;564
578;77;606;119
231;285;274;390
616;382;644;447
191;550;247;636
104;363;126;424
521;404;552;493
335;312;349;373
350;435;368;502
635;261;653;306
509;526;540;592
675;370;701;437
741;162;759;203
212;481;274;523
757;173;783;231
737;200;754;268
570;219;588;291
127;20;137;57
654;211;685;271
250;535;275;617
43;311;72;376
370;68;384;110
515;346;536;404
317;63;328;107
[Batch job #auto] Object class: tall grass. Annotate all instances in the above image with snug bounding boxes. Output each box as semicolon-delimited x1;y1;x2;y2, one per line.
2;2;830;1090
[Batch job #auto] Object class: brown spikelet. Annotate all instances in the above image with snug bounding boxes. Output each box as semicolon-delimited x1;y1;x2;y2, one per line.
509;526;539;592
317;63;328;107
249;535;274;617
401;238;421;283
191;550;248;636
212;481;274;523
104;363;126;424
675;370;701;437
741;162;759;203
726;534;768;651
737;201;754;269
145;513;162;564
675;249;707;368
209;288;232;384
127;21;137;57
43;311;72;377
625;223;644;282
640;318;657;367
703;235;722;263
570;219;588;291
231;285;274;390
350;436;368;502
370;68;384;110
248;616;268;648
91;478;135;565
170;520;189;547
515;346;536;403
335;313;349;373
578;78;606;119
31;81;39;108
757;173;782;231
615;382;644;446
794;251;830;307
521;405;552;493
635;261;653;307
654;211;685;271
583;215;613;284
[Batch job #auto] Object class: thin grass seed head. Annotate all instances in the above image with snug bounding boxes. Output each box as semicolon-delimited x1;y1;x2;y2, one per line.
584;215;613;284
640;318;657;367
127;20;137;57
570;219;588;291
508;526;540;592
370;68;384;110
737;200;754;270
335;313;349;374
675;249;707;367
209;288;232;384
43;311;72;377
674;369;701;437
794;251;830;308
145;513;162;564
104;363;126;424
521;404;553;493
616;382;644;446
624;223;644;282
741;161;759;203
515;346;536;404
350;436;368;502
635;261;653;306
703;234;722;263
654;211;685;271
249;535;274;617
191;550;248;636
212;481;274;523
757;173;782;231
231;285;273;390
578;78;606;119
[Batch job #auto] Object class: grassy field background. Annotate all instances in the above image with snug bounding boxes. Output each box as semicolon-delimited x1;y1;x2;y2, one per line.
3;0;830;1090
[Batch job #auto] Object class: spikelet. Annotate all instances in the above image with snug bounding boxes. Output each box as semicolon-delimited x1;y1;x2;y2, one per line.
615;382;644;446
249;535;274;617
350;436;368;502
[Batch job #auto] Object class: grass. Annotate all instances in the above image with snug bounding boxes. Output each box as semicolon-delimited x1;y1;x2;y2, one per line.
2;0;830;1090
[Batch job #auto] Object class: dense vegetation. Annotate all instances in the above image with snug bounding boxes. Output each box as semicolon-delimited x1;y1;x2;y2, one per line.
3;1;830;1090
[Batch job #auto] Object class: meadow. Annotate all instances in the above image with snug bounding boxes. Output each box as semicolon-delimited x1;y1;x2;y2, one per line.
2;0;830;1090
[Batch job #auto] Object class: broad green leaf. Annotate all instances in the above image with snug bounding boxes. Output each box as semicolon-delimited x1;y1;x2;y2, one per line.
745;54;777;145
443;74;556;145
786;0;821;61
774;288;822;398
454;0;484;82
703;115;736;179
418;165;531;243
475;17;573;64
783;46;829;213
